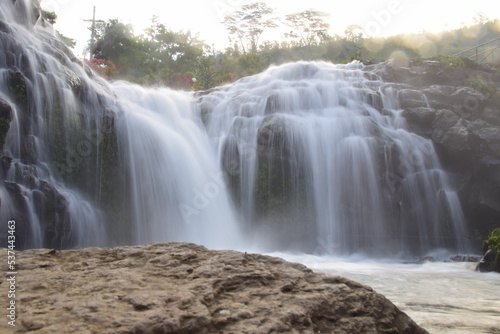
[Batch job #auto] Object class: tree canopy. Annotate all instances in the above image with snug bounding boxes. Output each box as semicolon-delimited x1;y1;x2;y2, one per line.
72;2;499;91
222;2;278;54
284;10;330;46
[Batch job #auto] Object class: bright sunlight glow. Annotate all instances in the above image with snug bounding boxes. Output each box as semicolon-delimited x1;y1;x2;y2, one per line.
45;0;500;58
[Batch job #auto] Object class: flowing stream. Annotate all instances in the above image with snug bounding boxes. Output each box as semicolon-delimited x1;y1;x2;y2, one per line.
272;253;500;334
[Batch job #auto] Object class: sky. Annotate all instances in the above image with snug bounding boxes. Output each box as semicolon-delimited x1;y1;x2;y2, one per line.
43;0;500;59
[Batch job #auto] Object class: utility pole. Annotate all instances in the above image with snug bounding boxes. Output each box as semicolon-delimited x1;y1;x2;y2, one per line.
90;6;96;59
82;6;104;60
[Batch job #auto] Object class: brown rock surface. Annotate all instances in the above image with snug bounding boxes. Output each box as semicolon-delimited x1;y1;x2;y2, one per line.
2;243;428;333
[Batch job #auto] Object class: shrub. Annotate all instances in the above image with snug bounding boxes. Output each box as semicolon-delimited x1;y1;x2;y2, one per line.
436;55;465;69
468;74;496;97
483;228;500;254
84;58;119;80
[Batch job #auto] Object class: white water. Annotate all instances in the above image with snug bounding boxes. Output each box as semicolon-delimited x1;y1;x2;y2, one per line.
0;0;473;256
272;253;500;334
1;0;108;248
112;82;241;249
199;61;470;256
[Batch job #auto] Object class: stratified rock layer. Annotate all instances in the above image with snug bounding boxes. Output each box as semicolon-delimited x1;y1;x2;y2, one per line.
5;243;427;334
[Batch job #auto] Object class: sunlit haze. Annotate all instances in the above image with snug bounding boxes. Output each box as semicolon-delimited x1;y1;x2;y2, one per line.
43;0;500;58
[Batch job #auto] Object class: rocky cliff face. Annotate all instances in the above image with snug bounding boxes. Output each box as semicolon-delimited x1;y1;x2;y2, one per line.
4;243;428;333
198;59;500;253
368;59;500;242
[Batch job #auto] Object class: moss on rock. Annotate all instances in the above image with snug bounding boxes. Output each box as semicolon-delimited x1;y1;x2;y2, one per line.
0;98;13;152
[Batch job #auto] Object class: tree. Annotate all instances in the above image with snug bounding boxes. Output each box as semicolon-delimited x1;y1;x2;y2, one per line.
143;17;205;83
41;9;57;25
344;24;364;43
40;8;76;48
196;56;216;90
223;2;278;53
284;10;330;46
93;20;148;80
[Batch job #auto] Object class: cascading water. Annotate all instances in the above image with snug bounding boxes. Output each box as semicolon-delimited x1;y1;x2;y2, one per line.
198;61;470;256
111;82;241;249
0;0;108;249
1;0;472;256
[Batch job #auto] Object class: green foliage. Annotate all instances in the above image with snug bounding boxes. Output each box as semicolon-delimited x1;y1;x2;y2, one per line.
94;18;205;85
411;57;424;66
57;33;76;49
40;8;76;48
196;57;216;90
0;117;11;151
237;53;265;77
484;228;500;254
347;50;362;63
93;20;146;80
80;13;500;91
9;83;27;105
41;9;57;25
435;55;465;69
468;74;496;97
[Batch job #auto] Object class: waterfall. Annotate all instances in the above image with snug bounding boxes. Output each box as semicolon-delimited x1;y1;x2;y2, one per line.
0;0;108;248
198;62;470;256
1;0;470;256
111;82;241;249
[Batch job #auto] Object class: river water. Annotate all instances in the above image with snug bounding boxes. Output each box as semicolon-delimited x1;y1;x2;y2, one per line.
271;253;500;333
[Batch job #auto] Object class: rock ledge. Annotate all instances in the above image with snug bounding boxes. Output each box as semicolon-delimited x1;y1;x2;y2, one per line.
5;243;428;333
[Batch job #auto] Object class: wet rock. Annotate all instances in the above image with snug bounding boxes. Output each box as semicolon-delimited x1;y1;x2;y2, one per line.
7;70;28;106
365;91;383;110
397;89;428;109
0;156;12;177
62;65;81;94
430;109;472;171
468;182;500;226
373;58;500;242
0;19;11;33
423;86;484;120
257;115;289;158
198;101;214;125
371;61;417;84
417;256;435;264
476;249;500;273
33;180;73;249
401;107;438;137
20;135;37;164
434;118;471;152
468;119;500;163
449;255;480;262
8;243;428;334
0;98;13;151
3;181;31;249
481;104;500;126
265;91;284;114
431;109;460;135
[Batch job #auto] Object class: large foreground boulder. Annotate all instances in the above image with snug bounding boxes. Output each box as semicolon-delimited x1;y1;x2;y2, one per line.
6;243;427;333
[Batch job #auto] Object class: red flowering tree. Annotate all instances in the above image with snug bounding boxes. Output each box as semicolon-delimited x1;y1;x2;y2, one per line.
84;58;119;80
172;74;194;90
